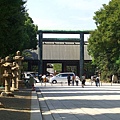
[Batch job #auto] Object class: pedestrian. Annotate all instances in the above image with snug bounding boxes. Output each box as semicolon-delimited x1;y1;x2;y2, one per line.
67;74;71;86
91;76;94;83
39;74;43;83
29;75;35;90
95;77;97;86
81;75;86;88
72;75;75;86
42;74;46;82
96;76;100;87
75;76;79;86
112;74;118;83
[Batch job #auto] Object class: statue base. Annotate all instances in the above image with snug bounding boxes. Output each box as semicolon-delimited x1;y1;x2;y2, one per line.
1;92;14;97
13;88;19;91
11;87;19;91
0;102;5;108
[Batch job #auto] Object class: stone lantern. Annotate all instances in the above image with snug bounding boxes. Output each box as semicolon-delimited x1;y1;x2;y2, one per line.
13;51;24;89
1;56;13;96
11;62;19;91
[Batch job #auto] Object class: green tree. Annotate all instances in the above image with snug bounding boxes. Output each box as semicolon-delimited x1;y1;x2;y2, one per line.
0;0;26;57
53;64;62;73
88;0;120;78
24;13;38;50
0;0;38;58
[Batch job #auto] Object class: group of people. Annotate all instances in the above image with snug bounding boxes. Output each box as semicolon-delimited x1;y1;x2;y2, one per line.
67;74;100;87
67;75;79;86
67;74;85;87
91;75;100;87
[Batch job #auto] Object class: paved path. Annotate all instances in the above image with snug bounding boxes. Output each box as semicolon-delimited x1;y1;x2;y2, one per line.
34;83;120;120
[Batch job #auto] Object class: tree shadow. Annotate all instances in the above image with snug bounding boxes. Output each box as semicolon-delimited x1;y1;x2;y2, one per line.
0;89;31;120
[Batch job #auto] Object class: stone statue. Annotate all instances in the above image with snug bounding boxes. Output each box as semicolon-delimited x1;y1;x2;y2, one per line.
1;56;14;96
11;62;19;91
13;51;24;89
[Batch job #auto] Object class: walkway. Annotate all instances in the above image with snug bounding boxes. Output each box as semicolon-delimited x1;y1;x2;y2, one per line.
33;82;120;120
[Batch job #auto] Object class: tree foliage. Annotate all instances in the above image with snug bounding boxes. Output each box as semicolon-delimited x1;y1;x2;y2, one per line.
0;0;26;57
0;0;38;58
53;64;62;73
24;13;38;50
88;0;120;77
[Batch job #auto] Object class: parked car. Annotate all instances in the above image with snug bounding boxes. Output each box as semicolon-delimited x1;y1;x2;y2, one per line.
22;71;39;83
49;72;76;84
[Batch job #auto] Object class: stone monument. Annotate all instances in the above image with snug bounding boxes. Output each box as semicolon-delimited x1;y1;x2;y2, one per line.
13;51;24;89
1;56;13;96
11;62;19;91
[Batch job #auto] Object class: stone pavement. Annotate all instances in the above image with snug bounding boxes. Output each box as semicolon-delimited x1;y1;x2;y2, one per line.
31;82;120;120
0;88;31;120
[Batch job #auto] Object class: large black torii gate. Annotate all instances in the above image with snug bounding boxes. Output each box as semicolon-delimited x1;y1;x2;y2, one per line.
37;30;91;79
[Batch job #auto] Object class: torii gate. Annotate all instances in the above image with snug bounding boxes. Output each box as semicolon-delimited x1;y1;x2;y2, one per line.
37;30;91;79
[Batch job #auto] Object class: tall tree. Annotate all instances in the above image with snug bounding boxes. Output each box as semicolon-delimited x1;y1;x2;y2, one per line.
0;0;38;58
0;0;26;57
88;0;120;77
24;13;38;50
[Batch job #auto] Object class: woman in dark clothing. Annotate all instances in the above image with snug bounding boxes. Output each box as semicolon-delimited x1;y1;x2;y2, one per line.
81;75;86;88
82;79;85;88
67;74;71;86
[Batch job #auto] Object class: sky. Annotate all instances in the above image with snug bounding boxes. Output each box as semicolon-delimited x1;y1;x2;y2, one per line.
26;0;110;39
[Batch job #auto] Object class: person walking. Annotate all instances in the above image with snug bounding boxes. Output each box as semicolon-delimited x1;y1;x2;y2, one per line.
96;76;100;87
67;74;71;86
72;75;75;86
29;75;35;90
81;75;86;88
39;74;43;83
91;76;94;83
75;76;79;86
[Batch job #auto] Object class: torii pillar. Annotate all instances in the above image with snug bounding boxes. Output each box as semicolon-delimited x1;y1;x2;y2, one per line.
80;32;84;80
38;31;43;76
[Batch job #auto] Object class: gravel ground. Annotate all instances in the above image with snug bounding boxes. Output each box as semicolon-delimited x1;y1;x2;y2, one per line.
0;88;31;120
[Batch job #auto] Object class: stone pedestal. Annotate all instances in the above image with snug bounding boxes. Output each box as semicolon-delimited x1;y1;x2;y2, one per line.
0;102;4;108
